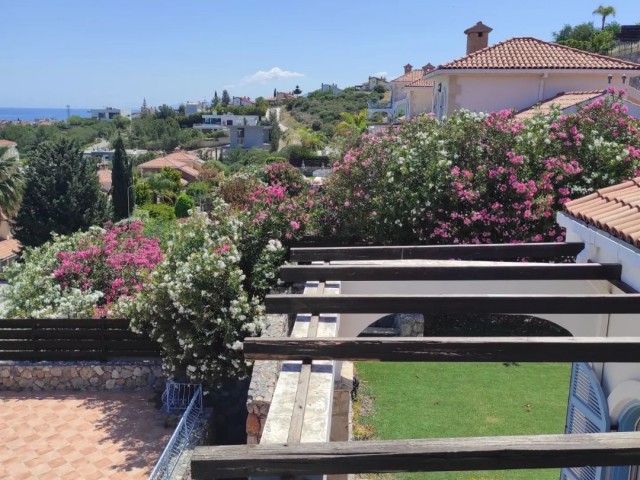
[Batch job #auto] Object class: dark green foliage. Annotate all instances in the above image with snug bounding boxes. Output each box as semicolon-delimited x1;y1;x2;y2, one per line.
141;203;176;222
293;85;302;95
284;89;377;137
155;104;176;120
111;136;134;221
221;90;231;107
177;112;204;128
373;85;387;94
311;120;322;131
13;138;111;247
268;110;282;152
278;144;315;161
174;193;195;218
129;116;202;151
212;91;220;108
222;147;272;172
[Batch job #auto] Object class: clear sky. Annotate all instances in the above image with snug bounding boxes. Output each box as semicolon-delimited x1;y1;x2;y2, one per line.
1;0;638;109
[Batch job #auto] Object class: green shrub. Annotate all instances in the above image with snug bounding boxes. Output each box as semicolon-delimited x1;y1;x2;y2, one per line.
175;194;195;218
141;203;176;222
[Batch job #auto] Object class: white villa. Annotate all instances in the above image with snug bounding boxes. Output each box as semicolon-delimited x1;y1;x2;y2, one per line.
193;114;259;132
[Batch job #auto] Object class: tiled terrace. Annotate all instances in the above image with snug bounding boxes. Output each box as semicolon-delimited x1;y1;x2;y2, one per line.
0;391;171;480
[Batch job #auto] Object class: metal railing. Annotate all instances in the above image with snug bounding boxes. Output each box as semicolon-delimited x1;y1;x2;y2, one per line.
149;382;204;480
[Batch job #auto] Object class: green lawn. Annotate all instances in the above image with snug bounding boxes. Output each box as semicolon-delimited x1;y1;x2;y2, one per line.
355;362;571;480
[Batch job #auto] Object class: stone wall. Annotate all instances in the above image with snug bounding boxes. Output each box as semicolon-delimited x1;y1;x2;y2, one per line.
246;313;288;444
0;360;165;392
393;313;424;336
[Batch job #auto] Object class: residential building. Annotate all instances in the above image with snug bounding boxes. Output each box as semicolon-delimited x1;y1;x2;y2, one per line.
424;22;640;119
232;96;255;107
83;144;148;164
0;210;20;268
138;150;202;183
368;63;434;120
185;101;203;115
90;107;132;121
320;83;343;94
97;163;112;193
355;76;390;92
0;140;19;159
229;125;272;150
194;114;259;132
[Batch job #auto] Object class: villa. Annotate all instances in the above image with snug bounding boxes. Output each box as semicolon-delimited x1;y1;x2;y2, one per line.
138;150;202;184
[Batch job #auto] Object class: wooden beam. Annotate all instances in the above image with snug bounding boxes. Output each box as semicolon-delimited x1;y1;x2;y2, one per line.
244;337;640;362
190;432;640;478
279;263;621;282
290;242;585;262
265;293;640;314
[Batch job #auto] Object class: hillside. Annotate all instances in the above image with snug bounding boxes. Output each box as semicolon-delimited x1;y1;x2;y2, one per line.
283;88;382;137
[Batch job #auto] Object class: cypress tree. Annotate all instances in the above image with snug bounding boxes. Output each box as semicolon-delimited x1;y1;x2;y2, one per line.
13;138;111;247
111;136;134;221
212;91;220;108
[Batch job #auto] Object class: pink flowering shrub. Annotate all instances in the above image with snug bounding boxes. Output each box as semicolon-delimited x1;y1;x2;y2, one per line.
323;91;640;244
52;222;162;311
2;222;162;318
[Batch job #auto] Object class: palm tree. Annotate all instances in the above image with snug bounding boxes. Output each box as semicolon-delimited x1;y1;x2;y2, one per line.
298;127;326;152
335;110;369;137
593;4;616;30
0;147;24;217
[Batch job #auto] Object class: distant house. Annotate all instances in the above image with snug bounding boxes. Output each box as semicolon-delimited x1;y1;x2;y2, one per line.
424;22;640;119
229;125;272;150
355;76;390;92
185;101;203;115
0;140;19;159
194;114;259;132
321;83;343;94
0;210;20;268
97;163;112;193
138;151;202;183
368;64;434;120
83;145;148;164
90;107;132;121
232;96;255;107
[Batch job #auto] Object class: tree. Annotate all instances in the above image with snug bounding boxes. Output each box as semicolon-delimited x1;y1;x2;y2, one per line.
298;127;325;152
212;91;220;108
273;88;277;98
593;4;616;30
155;104;176;120
293;85;302;95
0;147;25;217
268;110;282;152
178;104;186;116
13;138;110;247
553;20;619;53
221;90;231;107
111;136;134;221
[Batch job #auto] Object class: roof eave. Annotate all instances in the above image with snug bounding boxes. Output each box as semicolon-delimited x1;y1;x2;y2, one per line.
424;67;640;78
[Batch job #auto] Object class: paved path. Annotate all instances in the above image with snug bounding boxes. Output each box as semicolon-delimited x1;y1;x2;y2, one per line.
0;391;172;480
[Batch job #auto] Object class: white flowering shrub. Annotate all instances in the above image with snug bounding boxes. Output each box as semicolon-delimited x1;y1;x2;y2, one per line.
120;210;266;384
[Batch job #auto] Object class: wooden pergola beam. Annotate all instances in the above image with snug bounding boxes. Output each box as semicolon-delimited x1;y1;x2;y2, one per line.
265;293;640;314
191;432;640;478
290;242;585;262
279;263;621;282
244;336;640;362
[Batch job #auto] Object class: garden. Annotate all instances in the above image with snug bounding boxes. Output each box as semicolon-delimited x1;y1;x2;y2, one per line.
3;89;640;392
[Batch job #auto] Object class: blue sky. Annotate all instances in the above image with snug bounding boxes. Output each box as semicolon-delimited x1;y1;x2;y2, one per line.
1;0;638;109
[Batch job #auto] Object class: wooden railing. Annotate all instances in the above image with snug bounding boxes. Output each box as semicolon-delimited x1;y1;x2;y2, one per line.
0;318;159;361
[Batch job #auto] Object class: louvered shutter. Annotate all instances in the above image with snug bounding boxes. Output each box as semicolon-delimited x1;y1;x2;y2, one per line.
560;362;610;480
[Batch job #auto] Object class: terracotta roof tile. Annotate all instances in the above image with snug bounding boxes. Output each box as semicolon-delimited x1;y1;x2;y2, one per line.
0;140;17;146
0;238;21;260
564;178;640;247
407;79;435;88
97;169;112;192
392;70;425;83
516;90;605;119
438;37;640;70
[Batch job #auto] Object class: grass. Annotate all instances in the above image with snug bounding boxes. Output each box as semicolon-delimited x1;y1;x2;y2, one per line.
354;361;571;480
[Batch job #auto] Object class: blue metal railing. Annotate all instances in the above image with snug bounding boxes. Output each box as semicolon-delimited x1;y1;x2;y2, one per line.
149;382;204;480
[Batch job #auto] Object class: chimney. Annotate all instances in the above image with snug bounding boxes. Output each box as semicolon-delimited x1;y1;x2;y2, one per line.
464;21;492;54
422;63;435;74
404;63;413;74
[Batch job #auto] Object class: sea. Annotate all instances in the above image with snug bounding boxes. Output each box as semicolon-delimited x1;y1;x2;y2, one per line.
0;108;91;122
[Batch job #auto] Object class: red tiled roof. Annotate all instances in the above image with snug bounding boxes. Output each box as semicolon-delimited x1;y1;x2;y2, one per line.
392;70;425;83
516;90;605;119
0;140;17;146
564;178;640;247
0;238;21;260
97;169;112;192
138;151;199;170
438;37;640;70
407;79;435;88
